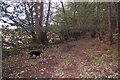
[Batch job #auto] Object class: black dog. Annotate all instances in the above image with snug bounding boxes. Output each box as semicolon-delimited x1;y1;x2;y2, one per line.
29;51;43;59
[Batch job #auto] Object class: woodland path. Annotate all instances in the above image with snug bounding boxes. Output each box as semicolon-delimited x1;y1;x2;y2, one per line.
3;38;118;78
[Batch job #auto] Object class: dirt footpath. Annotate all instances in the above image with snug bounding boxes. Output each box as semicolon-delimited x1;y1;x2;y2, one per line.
3;38;118;78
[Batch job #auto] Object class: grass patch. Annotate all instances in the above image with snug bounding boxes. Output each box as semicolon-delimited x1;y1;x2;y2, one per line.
104;45;116;53
92;52;110;64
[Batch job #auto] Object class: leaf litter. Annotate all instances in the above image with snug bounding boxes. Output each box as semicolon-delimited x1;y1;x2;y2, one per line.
3;38;118;78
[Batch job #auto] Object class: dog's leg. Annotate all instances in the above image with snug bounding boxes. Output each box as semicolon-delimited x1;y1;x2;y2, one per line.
30;54;33;57
39;54;41;58
34;55;37;59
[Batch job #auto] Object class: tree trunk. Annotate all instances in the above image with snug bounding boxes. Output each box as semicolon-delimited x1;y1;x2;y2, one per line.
24;2;36;43
29;2;36;42
114;3;118;31
31;30;36;42
41;31;48;44
96;3;102;41
118;1;120;65
118;2;120;34
39;2;44;28
61;1;71;39
42;0;51;44
61;1;67;24
45;1;51;28
34;2;41;43
108;2;113;45
73;2;76;18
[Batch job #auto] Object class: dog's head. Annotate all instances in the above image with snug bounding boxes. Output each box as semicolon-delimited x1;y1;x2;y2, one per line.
40;51;43;53
28;51;32;55
28;51;34;57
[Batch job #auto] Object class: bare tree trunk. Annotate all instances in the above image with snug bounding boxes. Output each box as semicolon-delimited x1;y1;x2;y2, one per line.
29;2;36;42
39;2;44;28
108;2;113;45
118;1;120;67
114;3;118;31
73;2;77;25
96;3;102;41
45;0;51;28
31;30;36;42
34;2;41;43
118;2;120;34
23;2;31;26
73;2;76;18
61;0;68;25
39;2;49;44
61;0;70;40
43;0;51;44
24;2;36;42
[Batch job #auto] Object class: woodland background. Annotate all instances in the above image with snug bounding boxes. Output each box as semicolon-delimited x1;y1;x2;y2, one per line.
1;1;120;78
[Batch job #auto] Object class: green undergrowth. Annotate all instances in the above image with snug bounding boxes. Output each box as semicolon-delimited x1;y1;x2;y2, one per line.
3;43;48;59
92;52;110;64
92;44;117;64
104;45;117;53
